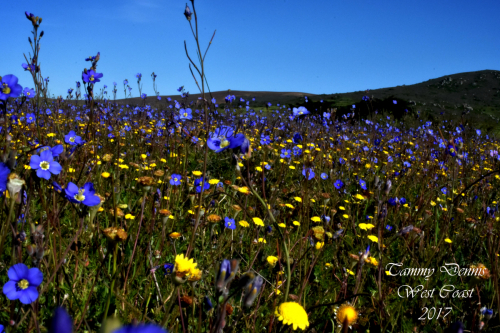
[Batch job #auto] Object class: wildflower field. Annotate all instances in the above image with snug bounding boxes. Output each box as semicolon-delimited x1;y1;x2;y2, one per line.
1;3;500;333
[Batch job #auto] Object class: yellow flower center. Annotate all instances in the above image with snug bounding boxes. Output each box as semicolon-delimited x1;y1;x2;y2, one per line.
74;188;85;202
90;75;95;82
70;137;75;142
40;161;50;170
27;92;31;96
336;304;358;326
220;137;230;148
2;83;11;95
183;113;188;117
18;279;29;290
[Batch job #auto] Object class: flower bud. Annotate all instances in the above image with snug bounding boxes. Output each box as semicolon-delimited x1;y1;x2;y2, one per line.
242;276;263;308
7;173;25;197
184;5;192;21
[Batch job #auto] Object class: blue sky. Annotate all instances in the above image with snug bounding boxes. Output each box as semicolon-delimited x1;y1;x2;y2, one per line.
3;0;500;98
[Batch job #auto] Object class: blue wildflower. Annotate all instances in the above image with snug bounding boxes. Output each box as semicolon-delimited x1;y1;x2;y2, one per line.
2;263;43;304
224;217;236;230
30;150;62;180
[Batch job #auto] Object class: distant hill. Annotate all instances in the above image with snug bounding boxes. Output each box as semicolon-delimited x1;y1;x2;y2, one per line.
113;69;500;126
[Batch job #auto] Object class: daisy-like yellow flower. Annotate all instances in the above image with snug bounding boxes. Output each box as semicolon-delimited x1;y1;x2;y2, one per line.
169;232;182;239
315;242;324;250
345;268;355;276
353;193;365;200
253;217;264;226
278;223;286;228
358;223;375;231
174;254;198;278
238;186;251;194
208;179;220;185
187;267;202;282
101;172;111;178
367;235;378;242
192;170;202;176
311;216;321;222
47;133;56;137
267;255;279;267
258;237;267;243
125;214;135;220
140;154;147;160
293;221;301;226
285;204;294;209
275;302;309;330
334;303;359;328
444;238;452;243
342;214;349;219
294;197;302;203
239;220;249;227
365;256;379;267
118;164;129;169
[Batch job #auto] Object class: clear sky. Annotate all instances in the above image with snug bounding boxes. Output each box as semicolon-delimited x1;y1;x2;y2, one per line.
3;0;500;98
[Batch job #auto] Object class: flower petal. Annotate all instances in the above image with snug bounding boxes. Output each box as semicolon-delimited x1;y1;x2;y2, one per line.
3;281;19;300
30;155;41;169
18;286;39;304
27;267;43;286
8;263;28;281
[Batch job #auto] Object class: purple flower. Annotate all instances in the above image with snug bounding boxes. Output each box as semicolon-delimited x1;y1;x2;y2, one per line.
292;133;303;143
30;150;62;180
82;70;103;84
194;177;210;193
141;93;147;99
334;180;344;189
23;87;36;100
280;149;291;159
38;145;64;158
224;217;236;230
207;126;246;153
179;108;192;121
64;182;101;207
0;162;9;193
64;131;83;146
302;167;315;180
0;75;23;101
163;263;174;275
170;174;182;186
292;106;309;117
359;179;367;190
113;324;167;333
2;263;43;304
50;307;73;333
321;173;328;180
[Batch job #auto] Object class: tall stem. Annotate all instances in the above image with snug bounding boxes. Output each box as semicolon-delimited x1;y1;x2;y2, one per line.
102;243;118;321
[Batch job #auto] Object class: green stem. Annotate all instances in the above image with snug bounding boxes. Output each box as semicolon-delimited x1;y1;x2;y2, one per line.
103;242;118;321
0;198;16;258
161;286;179;328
